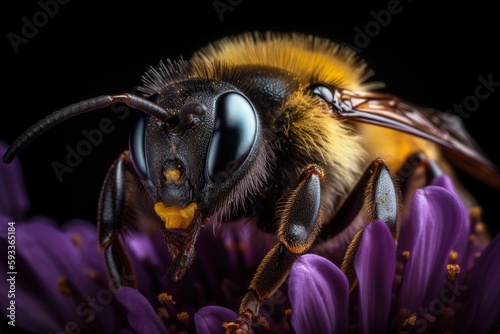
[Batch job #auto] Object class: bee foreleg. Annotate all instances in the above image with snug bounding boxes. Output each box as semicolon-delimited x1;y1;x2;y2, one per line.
223;164;324;334
338;158;401;292
395;151;443;194
98;151;140;290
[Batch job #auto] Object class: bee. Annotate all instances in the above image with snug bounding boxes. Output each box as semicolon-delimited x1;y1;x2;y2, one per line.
3;32;500;333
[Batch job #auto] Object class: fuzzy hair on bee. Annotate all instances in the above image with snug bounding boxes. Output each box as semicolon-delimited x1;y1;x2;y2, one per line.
140;32;372;226
4;31;499;334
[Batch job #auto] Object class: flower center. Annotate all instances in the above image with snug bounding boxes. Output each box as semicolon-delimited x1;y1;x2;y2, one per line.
158;292;176;305
446;264;461;281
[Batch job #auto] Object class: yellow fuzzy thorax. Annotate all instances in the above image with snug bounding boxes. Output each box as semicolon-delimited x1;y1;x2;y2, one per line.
281;92;365;190
190;32;381;91
189;32;369;194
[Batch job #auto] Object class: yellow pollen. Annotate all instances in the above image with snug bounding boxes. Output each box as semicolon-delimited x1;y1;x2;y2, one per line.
158;292;176;305
177;312;190;325
154;202;197;229
447;264;461;281
470;206;482;219
474;252;481;259
164;169;181;182
403;315;417;327
283;308;293;330
449;251;458;262
402;251;410;260
57;277;72;297
258;316;270;331
475;222;486;233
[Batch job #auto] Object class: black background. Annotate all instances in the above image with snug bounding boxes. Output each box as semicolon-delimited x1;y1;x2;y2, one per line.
2;0;499;237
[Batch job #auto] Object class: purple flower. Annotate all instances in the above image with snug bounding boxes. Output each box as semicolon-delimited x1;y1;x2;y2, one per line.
0;140;278;334
195;175;500;333
1;137;499;334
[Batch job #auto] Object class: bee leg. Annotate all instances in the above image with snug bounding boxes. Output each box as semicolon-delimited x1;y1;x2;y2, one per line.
329;154;441;291
395;151;443;193
98;151;140;290
223;165;324;334
333;158;401;292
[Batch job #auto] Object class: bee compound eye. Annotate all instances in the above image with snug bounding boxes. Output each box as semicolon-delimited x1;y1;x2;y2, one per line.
129;114;148;180
206;92;257;183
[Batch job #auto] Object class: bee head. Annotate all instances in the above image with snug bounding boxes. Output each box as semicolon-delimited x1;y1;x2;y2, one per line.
129;78;264;224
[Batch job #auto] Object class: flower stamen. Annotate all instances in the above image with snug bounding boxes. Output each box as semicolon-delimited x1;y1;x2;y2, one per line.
283;308;292;330
449;251;458;262
257;316;270;333
470;206;482;221
177;311;189;326
56;277;72;297
402;315;416;327
402;250;410;261
446;264;461;281
474;221;486;233
158;292;176;305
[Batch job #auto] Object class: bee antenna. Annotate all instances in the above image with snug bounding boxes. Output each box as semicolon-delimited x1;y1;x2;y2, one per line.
2;94;172;163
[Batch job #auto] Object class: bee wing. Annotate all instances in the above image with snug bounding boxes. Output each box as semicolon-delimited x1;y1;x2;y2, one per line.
337;90;500;189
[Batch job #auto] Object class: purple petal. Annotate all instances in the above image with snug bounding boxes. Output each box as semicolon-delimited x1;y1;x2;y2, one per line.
397;185;466;312
0;140;29;220
430;174;470;268
17;219;104;294
0;218;81;331
0;217;134;332
0;218;123;332
127;233;163;268
459;214;490;282
355;220;396;333
289;254;348;333
194;306;238;334
115;287;168;334
61;219;105;273
460;233;500;333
